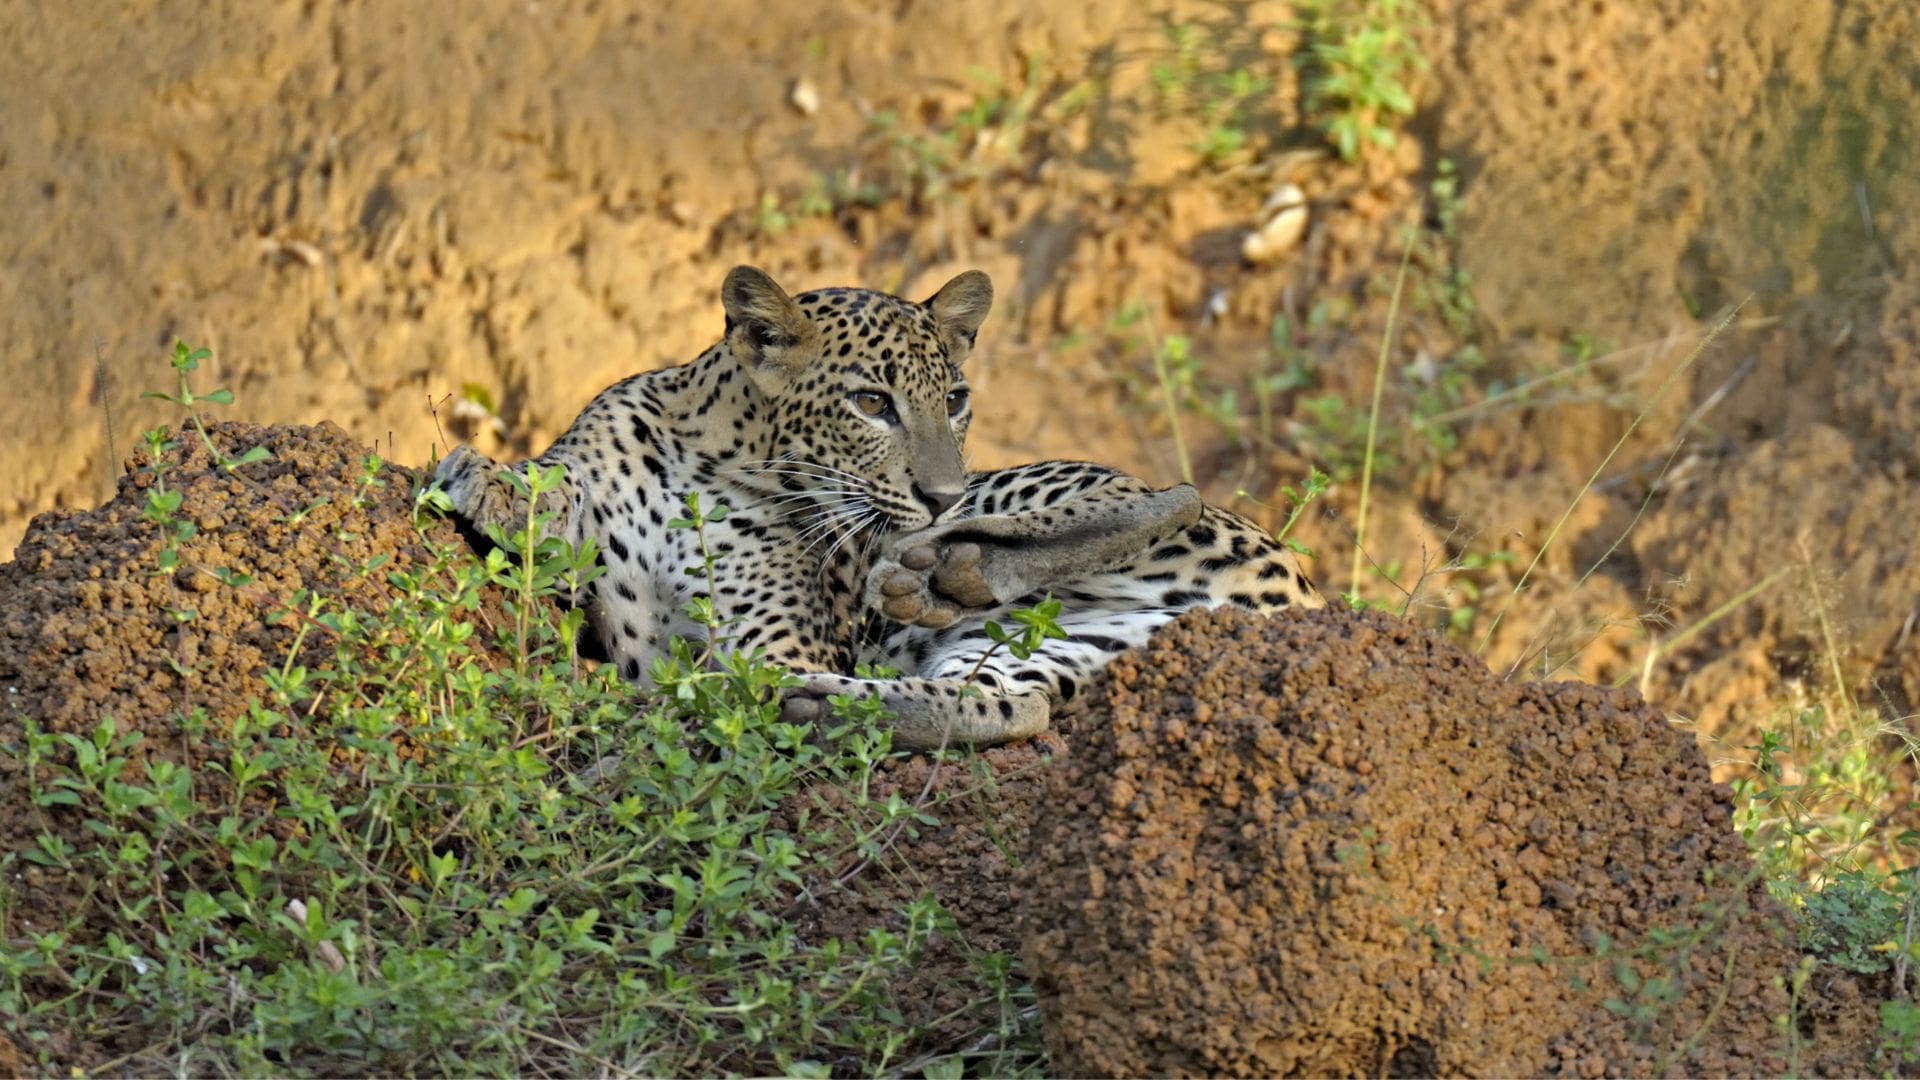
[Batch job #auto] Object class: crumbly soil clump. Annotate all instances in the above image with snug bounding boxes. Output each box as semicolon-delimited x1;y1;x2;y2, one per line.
777;722;1075;1044
0;421;529;937
1016;606;1878;1077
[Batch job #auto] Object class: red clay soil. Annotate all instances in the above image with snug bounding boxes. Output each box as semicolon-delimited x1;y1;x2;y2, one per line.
1016;606;1881;1077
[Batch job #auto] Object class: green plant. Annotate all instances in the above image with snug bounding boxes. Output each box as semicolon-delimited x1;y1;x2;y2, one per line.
1272;467;1331;556
754;191;793;234
1728;696;1916;881
1433;548;1517;636
1297;0;1427;163
1882;999;1920;1069
1229;466;1331;576
868;58;1086;209
1151;20;1276;167
666;490;736;663
0;346;1033;1076
1298;391;1388;480
1792;870;1910;975
1413;159;1476;334
131;342;274;701
751;170;885;238
1712;579;1920;1067
1346;214;1416;609
1403;344;1487;456
1252;309;1327;444
143;340;275;475
967;597;1068;687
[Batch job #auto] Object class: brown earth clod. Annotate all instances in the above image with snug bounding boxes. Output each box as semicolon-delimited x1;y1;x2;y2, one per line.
1016;606;1879;1078
0;420;537;940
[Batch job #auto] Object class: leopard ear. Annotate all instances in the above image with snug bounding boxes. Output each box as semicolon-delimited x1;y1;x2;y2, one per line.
922;270;993;362
722;266;818;394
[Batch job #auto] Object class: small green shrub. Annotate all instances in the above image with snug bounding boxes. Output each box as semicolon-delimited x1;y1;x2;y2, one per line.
1792;870;1908;975
0;343;1034;1076
1150;20;1275;166
1297;0;1427;162
1882;999;1920;1069
868;58;1089;209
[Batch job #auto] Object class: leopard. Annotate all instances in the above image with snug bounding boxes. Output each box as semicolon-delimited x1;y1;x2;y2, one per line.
434;265;1324;749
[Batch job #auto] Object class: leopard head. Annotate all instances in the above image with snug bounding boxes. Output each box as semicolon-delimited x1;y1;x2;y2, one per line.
721;265;991;533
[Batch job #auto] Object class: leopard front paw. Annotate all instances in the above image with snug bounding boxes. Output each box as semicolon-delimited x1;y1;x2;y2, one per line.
779;685;831;726
867;540;997;629
779;673;870;727
433;446;489;505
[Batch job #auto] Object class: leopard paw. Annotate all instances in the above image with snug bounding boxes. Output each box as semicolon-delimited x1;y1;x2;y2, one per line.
779;686;831;726
780;673;872;728
867;540;995;628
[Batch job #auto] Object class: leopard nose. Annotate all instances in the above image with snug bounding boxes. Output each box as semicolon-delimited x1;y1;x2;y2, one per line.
912;483;963;520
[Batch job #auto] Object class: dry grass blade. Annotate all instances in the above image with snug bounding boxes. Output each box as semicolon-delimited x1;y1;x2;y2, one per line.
1616;566;1790;692
1476;298;1749;656
1350;213;1419;602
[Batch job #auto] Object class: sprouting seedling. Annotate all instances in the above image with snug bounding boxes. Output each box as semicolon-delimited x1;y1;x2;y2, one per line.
668;491;735;667
142;340;273;473
1299;0;1427;162
1273;467;1330;556
964;595;1067;685
132;340;276;712
486;462;602;683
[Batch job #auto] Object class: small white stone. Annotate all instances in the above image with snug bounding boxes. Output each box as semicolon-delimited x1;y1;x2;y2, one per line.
1408;347;1439;386
1241;182;1309;264
788;77;821;118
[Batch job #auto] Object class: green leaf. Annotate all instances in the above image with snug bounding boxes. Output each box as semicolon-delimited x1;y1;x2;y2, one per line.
922;1057;966;1080
1613;961;1640;993
460;382;498;413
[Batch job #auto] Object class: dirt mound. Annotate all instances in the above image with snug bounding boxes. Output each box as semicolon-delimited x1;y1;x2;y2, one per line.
0;421;529;936
1016;606;1875;1077
1628;423;1920;735
779;728;1071;1044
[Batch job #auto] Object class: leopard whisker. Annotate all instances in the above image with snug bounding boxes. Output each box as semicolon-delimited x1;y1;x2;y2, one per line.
800;501;878;563
761;457;868;481
744;470;875;495
735;459;871;486
773;500;863;524
794;502;867;553
761;487;866;512
819;508;880;573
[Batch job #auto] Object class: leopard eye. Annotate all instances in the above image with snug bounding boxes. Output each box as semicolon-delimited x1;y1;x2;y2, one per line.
851;391;892;418
945;387;970;418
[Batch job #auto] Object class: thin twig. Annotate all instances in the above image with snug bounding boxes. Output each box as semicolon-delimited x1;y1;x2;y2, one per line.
1351;211;1419;602
94;336;118;485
